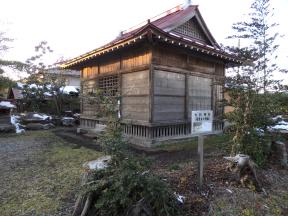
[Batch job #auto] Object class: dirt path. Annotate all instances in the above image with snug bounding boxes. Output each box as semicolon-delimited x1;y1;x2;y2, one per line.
53;127;101;151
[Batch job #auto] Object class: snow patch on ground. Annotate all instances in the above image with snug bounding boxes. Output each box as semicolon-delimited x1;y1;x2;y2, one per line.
269;115;288;131
174;192;185;204
0;101;15;108
10;115;25;134
270;120;288;131
83;156;111;170
272;115;283;121
224;154;250;166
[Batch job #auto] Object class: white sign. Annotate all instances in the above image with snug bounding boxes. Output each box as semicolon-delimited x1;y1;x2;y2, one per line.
191;110;213;134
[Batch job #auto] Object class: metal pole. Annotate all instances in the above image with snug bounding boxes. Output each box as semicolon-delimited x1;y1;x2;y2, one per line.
198;135;204;188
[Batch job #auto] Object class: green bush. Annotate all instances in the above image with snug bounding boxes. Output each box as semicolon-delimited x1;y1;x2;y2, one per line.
85;156;181;216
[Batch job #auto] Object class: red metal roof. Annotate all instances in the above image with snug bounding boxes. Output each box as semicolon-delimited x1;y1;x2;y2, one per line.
108;5;199;46
152;5;198;30
61;4;241;68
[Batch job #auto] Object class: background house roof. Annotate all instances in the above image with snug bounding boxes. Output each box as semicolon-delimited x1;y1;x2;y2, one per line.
45;68;80;77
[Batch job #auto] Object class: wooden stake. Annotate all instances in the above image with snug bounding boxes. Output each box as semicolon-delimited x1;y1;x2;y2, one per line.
198;135;204;189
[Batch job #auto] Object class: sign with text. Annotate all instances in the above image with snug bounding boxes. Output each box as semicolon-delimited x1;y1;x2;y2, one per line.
191;110;213;134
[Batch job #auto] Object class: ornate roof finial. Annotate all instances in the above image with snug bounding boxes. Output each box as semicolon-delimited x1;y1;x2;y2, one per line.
183;0;192;9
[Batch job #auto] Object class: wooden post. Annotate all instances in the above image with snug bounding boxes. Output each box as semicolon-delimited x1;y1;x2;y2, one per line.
198;135;204;188
184;74;188;120
149;48;154;124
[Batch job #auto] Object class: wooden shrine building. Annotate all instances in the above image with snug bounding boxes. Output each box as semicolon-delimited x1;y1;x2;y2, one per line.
61;4;241;147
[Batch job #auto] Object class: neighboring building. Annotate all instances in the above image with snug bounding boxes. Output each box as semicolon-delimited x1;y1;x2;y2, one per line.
7;88;23;100
61;4;241;147
44;68;80;88
7;87;24;112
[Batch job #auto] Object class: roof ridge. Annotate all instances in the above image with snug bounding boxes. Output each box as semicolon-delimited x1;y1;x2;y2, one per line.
122;4;184;35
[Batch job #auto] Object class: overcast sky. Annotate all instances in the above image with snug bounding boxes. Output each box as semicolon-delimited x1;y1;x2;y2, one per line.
1;0;287;82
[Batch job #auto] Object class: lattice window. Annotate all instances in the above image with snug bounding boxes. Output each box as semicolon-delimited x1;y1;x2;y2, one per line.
98;75;119;96
173;18;207;42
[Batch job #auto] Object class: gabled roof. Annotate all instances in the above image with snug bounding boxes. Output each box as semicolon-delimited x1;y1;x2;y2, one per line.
61;4;241;69
108;5;218;48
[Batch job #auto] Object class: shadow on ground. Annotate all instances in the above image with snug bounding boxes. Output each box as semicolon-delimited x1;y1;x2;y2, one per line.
53;127;101;151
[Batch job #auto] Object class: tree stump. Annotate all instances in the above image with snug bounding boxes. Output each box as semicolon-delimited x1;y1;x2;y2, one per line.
125;198;152;216
224;154;261;191
72;156;111;216
270;141;288;167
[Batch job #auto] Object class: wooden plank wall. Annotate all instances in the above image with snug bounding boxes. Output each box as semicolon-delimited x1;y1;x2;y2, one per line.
121;70;150;121
187;57;215;74
153;70;185;122
151;46;225;123
153;48;186;69
79;44;225;126
99;59;120;74
81;79;98;116
153;47;224;75
213;84;224;118
122;51;150;69
152;70;212;122
215;64;224;76
81;48;151;79
80;46;151;121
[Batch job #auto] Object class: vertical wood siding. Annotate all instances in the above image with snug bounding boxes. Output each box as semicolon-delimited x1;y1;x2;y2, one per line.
153;70;185;122
121;70;150;121
81;79;98;116
213;84;224;118
122;51;151;69
99;59;120;74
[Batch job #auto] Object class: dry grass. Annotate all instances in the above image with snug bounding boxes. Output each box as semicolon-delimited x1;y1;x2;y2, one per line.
0;130;102;216
155;134;232;153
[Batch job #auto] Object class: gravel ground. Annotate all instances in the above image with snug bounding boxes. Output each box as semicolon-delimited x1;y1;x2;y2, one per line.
0;133;53;215
0;134;49;173
0;130;102;216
